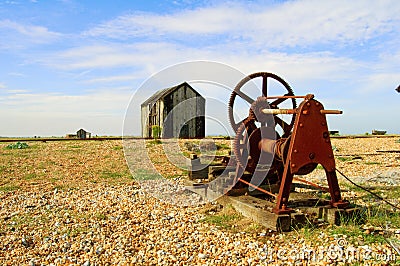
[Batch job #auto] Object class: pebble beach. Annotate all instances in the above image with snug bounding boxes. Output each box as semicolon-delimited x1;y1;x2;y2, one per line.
1;137;400;265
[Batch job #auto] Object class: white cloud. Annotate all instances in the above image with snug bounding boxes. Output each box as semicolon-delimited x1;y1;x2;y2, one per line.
83;0;400;48
5;89;28;93
7;72;27;77
0;19;61;48
83;7;235;38
0;83;5;89
4;90;129;114
357;72;400;94
41;42;206;71
42;41;360;84
84;75;139;84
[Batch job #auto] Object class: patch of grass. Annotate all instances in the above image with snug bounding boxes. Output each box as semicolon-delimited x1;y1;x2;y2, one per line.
94;212;107;220
337;156;353;162
342;183;368;193
383;187;400;200
244;223;261;234
133;169;161;180
100;170;124;179
330;224;362;237
363;161;381;165
23;173;37;180
330;224;386;245
201;213;240;228
38;161;57;169
200;205;241;229
68;145;81;149
166;170;188;179
113;146;123;151
182;151;191;158
216;143;230;150
302;225;318;239
4;142;29;149
365;208;400;228
148;139;162;145
319;193;331;200
69;226;90;237
326;205;400;246
8;213;38;229
0;184;20;192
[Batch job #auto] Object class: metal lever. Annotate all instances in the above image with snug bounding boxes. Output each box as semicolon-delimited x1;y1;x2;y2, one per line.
261;108;342;115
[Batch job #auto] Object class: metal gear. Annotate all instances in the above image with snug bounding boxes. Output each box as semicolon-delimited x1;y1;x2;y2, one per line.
233;118;256;170
228;72;297;136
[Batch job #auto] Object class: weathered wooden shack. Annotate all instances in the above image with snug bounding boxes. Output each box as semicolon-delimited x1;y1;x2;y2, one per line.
76;128;91;139
141;82;205;138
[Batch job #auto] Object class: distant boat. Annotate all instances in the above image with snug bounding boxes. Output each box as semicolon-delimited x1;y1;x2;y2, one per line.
372;129;387;135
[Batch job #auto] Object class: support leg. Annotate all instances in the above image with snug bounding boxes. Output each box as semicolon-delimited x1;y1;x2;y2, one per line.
273;160;293;214
325;169;349;208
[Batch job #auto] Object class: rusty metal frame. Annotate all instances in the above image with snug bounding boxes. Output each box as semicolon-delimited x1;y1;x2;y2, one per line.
272;96;348;214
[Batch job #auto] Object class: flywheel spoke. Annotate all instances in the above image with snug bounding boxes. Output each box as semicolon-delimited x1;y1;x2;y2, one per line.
270;93;290;108
234;90;254;105
262;76;268;97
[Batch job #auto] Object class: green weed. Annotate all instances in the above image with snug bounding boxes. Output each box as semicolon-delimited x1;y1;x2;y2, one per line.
200;213;241;229
100;170;124;179
133;169;161;180
5;142;29;149
216;143;230;150
200;205;241;229
0;184;20;192
337;156;353;162
113;146;123;151
363;161;381;165
23;173;37;180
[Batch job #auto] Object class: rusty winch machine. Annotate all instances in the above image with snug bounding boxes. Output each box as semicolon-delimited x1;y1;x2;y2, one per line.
214;72;351;229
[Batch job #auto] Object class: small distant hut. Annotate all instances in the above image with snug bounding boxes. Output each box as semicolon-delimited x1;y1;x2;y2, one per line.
372;129;386;135
141;82;205;138
77;129;91;139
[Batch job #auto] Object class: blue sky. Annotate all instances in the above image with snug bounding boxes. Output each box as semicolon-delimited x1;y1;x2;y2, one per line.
0;0;399;137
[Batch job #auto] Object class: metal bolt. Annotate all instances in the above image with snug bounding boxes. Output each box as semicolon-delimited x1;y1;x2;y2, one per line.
316;102;320;106
294;149;298;153
328;154;333;158
291;163;296;168
309;152;315;159
307;102;311;106
321;122;326;126
299;123;303;127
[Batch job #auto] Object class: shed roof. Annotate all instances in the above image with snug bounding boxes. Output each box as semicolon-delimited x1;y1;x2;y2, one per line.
77;128;90;133
141;82;203;107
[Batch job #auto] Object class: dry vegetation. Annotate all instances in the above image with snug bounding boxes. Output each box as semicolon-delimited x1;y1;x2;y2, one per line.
0;140;132;192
